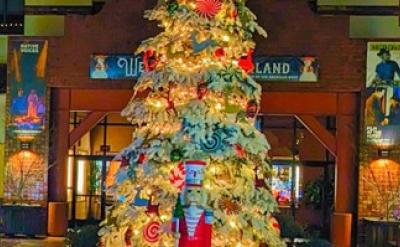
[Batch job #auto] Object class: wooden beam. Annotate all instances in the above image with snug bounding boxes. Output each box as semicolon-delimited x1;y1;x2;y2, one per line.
295;114;337;157
309;0;400;16
69;111;107;148
69;89;339;115
261;92;338;115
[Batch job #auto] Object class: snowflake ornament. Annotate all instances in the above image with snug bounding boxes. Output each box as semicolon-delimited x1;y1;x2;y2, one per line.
195;0;222;19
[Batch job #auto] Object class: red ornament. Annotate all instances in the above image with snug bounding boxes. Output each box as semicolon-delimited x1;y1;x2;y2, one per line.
167;100;175;110
146;196;160;216
246;100;258;118
196;0;222;19
143;221;161;243
125;228;133;246
137;153;147;164
238;49;255;73
169;162;186;190
214;47;225;58
197;82;208;100
120;157;129;168
143;49;159;72
233;144;245;158
269;216;281;235
231;8;238;19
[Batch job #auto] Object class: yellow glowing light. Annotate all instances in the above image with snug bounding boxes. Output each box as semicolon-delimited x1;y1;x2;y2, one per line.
160;214;168;221
210;166;217;174
67;157;73;188
77;159;86;195
215;103;223;111
189;2;196;9
229;221;237;228
147;189;152;195
222;35;230;42
134;230;139;235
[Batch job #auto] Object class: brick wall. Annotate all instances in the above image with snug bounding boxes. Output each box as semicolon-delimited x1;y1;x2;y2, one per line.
47;0;366;92
358;158;400;218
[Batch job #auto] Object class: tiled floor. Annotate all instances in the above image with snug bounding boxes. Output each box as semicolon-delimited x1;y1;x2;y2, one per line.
0;237;65;247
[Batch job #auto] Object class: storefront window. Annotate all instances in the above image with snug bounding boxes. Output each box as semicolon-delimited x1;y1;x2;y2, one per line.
67;112;134;224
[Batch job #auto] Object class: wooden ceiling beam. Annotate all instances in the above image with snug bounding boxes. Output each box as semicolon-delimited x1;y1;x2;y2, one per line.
308;1;400;15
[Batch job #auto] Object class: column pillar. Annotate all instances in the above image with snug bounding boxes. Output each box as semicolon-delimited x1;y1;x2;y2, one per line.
48;88;70;236
331;93;358;247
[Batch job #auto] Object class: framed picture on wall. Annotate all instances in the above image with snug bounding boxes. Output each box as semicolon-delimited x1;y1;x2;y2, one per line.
365;42;400;145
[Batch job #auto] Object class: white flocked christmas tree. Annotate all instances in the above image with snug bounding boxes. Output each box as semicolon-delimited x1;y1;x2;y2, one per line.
98;0;285;246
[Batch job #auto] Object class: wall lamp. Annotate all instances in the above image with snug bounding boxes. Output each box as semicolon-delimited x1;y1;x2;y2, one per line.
377;148;391;158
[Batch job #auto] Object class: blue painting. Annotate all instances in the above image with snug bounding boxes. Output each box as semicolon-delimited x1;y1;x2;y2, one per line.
8;41;47;134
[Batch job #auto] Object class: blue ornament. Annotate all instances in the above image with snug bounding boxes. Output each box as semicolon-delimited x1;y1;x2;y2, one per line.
116;169;129;183
118;195;127;203
200;129;225;153
132;188;149;207
191;32;216;53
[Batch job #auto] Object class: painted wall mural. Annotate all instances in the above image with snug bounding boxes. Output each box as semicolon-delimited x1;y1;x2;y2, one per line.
4;40;49;203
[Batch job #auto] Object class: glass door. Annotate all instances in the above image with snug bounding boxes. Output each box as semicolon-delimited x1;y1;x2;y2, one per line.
70;155;113;225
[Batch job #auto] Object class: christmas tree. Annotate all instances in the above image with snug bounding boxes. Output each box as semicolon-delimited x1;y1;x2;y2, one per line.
98;0;284;246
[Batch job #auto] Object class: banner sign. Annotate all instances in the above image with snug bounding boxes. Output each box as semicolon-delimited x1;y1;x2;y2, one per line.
4;40;49;203
90;55;319;82
365;42;400;145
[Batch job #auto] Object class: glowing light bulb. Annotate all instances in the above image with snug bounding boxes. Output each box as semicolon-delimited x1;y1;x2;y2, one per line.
147;189;152;195
215;103;222;111
229;221;237;228
222;35;230;42
154;101;163;108
189;3;196;9
134;230;139;235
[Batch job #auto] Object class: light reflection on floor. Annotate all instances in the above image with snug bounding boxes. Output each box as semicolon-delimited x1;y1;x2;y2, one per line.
0;237;65;247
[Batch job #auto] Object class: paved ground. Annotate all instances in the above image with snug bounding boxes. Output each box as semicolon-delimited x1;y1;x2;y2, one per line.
0;237;65;247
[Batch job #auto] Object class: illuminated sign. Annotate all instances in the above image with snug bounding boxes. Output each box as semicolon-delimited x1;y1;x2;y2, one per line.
90;55;319;82
4;40;49;203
